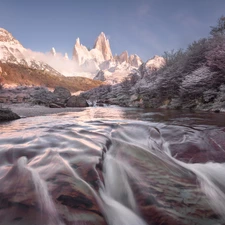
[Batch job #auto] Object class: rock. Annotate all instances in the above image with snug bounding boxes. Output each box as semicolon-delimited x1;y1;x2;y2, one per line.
53;86;71;100
16;94;29;103
64;53;69;60
51;87;71;107
49;103;63;108
140;55;165;78
31;87;55;106
0;108;20;122
50;47;56;56
73;38;93;65
93;32;113;61
93;70;106;81
66;96;88;107
130;94;139;102
72;32;113;68
128;54;142;67
145;55;165;71
0;94;10;103
118;51;129;63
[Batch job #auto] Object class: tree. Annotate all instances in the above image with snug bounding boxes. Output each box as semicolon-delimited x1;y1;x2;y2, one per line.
183;38;209;73
206;35;225;72
210;16;225;36
163;49;185;67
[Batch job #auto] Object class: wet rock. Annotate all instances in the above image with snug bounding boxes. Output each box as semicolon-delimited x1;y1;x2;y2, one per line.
214;109;220;113
0;108;20;122
66;96;88;107
57;195;93;209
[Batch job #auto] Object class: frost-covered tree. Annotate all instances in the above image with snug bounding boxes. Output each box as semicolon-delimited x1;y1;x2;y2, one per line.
206;35;225;73
183;38;209;74
210;16;225;36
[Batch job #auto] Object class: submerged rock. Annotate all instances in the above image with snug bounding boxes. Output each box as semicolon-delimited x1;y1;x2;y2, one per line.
0;108;20;122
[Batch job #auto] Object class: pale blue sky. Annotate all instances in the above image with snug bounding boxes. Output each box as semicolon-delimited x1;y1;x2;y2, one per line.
0;0;224;61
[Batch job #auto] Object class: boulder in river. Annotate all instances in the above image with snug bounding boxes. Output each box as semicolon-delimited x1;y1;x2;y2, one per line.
0;108;20;122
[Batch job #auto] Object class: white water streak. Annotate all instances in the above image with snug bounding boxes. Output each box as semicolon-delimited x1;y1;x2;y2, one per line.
100;154;147;225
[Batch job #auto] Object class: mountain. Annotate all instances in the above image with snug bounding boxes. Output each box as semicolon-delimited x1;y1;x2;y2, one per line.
72;32;144;83
139;55;165;78
0;28;63;77
0;28;103;91
93;32;113;61
0;27;164;86
0;62;102;92
78;19;225;113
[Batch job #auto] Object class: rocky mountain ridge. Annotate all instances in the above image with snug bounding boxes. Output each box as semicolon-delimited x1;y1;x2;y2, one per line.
0;28;63;77
0;28;165;84
70;32;144;83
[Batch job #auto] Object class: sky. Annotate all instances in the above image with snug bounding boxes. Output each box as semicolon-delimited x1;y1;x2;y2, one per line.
0;0;225;61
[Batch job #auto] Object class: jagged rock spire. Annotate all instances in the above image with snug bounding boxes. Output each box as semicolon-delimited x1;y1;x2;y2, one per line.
64;53;69;60
93;32;113;61
50;47;56;56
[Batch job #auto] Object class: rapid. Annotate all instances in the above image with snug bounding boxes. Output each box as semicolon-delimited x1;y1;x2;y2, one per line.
0;106;225;225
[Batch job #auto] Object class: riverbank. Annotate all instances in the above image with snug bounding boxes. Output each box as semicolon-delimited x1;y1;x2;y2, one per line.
1;103;86;118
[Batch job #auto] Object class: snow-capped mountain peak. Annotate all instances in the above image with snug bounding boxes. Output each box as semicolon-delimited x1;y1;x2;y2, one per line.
0;27;164;85
0;28;63;76
0;28;23;47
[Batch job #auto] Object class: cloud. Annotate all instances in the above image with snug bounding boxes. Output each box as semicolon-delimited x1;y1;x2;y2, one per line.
5;48;98;78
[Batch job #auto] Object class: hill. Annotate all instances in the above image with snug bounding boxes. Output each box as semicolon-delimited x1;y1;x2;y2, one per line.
0;62;102;92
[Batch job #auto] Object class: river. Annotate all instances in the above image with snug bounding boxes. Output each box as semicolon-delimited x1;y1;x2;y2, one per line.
0;106;225;225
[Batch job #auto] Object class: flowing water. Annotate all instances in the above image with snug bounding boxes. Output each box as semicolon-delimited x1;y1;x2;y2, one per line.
0;106;225;225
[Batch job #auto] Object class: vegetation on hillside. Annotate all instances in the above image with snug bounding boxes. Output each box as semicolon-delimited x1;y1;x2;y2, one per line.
0;62;102;92
139;16;225;109
81;16;225;111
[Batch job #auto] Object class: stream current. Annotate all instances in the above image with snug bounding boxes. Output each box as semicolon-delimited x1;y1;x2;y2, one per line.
0;106;225;225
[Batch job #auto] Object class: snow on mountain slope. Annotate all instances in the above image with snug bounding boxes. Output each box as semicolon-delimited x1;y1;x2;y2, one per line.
145;55;165;70
0;28;63;76
0;27;164;84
